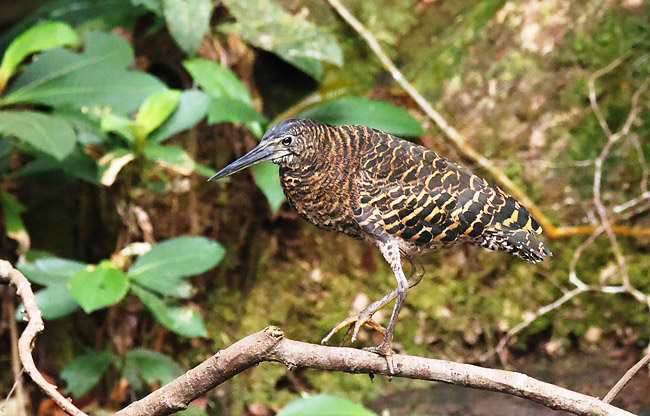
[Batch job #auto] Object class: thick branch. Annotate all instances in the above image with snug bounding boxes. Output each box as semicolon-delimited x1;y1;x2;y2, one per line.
0;260;88;416
117;327;634;416
115;326;285;416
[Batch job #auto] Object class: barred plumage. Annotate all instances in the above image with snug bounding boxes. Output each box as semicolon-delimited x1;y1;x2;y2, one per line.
210;118;551;371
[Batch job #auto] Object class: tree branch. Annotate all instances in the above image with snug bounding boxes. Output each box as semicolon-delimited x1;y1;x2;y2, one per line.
0;260;88;416
116;326;635;416
603;351;650;404
1;258;638;416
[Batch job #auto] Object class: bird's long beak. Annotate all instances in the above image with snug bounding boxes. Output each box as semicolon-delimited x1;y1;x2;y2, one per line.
208;141;274;181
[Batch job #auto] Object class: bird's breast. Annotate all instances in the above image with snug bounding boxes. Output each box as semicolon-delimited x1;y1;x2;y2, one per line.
280;165;363;239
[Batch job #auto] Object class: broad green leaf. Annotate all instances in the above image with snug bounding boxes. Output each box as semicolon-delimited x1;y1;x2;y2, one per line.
10;148;99;184
131;285;208;337
34;284;80;319
68;266;129;313
133;89;181;140
128;236;225;282
16;254;83;320
143;144;195;175
299;97;423;137
0;191;30;253
0;111;76;160
3;32;166;114
101;113;135;142
163;0;213;55
183;59;252;103
61;351;115;398
207;97;267;125
193;162;216;178
98;148;135;186
150;89;210;143
124;348;183;388
0;22;79;90
0;0;143;52
128;273;195;298
17;256;86;286
252;163;284;213
278;395;377;416
220;0;343;79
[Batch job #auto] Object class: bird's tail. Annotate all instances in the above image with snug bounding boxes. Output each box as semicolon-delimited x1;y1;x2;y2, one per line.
479;229;552;263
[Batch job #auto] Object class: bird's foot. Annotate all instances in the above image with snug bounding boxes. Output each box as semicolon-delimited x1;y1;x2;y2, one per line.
364;342;396;375
321;310;386;346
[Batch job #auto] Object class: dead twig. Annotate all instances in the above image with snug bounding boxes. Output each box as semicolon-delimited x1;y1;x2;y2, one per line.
0;260;88;416
115;326;634;416
325;0;650;239
603;351;650;403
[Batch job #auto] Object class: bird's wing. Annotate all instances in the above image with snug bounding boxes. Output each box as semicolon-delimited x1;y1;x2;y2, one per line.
352;128;549;261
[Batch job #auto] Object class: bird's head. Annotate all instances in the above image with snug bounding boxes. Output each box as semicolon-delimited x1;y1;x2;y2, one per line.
208;118;319;181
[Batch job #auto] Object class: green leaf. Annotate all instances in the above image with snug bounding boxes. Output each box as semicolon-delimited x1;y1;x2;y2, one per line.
10;149;99;184
17;256;86;286
131;285;208;337
183;58;252;103
0;22;79;90
4;31;166;114
34;284;80;319
150;89;210;143
299;97;423;137
0;111;76;160
100;113;135;142
0;191;30;253
61;351;115;398
193;162;216;178
128;236;224;297
16;255;85;319
129;273;195;299
278;395;377;416
207;97;267;125
162;0;213;55
220;0;342;79
132;89;181;140
252;163;284;213
124;348;183;388
143;144;195;175
0;0;143;52
68;265;129;313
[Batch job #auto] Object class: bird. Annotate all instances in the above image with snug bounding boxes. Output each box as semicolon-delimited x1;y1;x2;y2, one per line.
209;118;551;372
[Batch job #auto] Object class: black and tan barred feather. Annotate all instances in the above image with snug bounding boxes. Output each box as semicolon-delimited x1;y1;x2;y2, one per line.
277;119;551;264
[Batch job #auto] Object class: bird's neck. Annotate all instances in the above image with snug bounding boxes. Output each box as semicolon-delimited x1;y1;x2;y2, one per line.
279;124;365;223
288;124;363;181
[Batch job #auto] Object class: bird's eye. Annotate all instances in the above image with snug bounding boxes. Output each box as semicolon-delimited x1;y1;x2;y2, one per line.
281;136;293;146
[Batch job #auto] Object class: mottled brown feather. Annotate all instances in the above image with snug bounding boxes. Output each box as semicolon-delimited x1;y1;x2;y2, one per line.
278;120;550;263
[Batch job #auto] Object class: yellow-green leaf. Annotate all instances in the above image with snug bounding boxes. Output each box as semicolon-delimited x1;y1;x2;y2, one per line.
0;22;79;90
132;89;181;140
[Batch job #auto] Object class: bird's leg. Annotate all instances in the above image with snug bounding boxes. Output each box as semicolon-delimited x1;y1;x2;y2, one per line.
363;240;409;374
320;256;423;346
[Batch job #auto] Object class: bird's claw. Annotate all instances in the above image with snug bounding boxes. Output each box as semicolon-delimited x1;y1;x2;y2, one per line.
363;343;396;375
321;311;386;345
